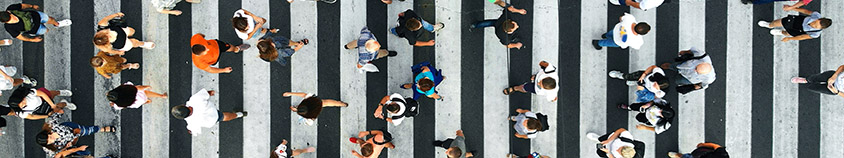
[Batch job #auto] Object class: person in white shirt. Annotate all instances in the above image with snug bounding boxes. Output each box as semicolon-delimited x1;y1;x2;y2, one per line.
609;65;670;100
503;61;559;102
171;89;246;136
373;93;417;126
271;139;315;158
586;128;644;158
592;13;650;50
609;0;669;11
232;9;274;40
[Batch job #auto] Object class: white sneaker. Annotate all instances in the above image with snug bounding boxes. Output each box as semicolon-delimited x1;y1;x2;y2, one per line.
59;90;73;97
608;70;624;79
668;152;682;158
626;80;638;86
586;133;601;142
21;75;36;86
141;42;155;49
770;29;784;36
757;21;771;28
57;19;72;27
432;23;445;32
60;99;76;110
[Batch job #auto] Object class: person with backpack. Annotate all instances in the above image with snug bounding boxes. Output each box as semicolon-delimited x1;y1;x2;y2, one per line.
391;9;442;47
510;108;548;139
791;65;844;98
503;61;559;102
0;3;72;43
401;62;444;100
757;5;831;42
586;128;645;158
348;130;394;158
668;142;730;158
6;86;75;120
93;12;155;56
283;91;348;126
660;47;715;94
609;65;669;100
373;93;418;126
618;99;674;134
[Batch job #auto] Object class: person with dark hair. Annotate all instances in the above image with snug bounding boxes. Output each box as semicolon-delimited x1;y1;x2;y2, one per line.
345;27;397;73
190;33;249;74
94;12;154;56
503;61;559;102
757;5;831;42
609;0;670;11
349;130;395;158
609;65;669;100
587;128;645;158
433;129;475;158
791;65;844;98
232;9;268;40
171;89;246;136
510;108;547;139
107;82;167;110
7;86;74;120
90;51;139;79
593;13;650;50
668;142;730;158
391;9;442;47
471;0;527;49
36;113;115;157
618;99;674;134
152;0;200;16
373;93;418;126
0;65;36;96
283;92;348;126
401;62;444;100
256;31;307;66
1;3;71;43
271;139;315;158
507;152;551;158
661;47;715;94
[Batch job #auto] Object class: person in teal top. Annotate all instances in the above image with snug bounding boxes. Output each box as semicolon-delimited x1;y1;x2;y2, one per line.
400;62;443;100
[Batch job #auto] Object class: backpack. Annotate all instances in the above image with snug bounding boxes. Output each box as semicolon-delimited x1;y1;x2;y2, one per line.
536;113;550;132
389;97;419;119
618;137;646;158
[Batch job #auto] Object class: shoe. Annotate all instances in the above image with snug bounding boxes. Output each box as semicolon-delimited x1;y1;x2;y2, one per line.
141;42;155;49
432;23;445;32
238;44;251;51
59;90;73;97
608;70;624;79
57;19;72;27
757;21;771;28
61;99;76;110
601;34;607;39
399;84;410;89
668;152;682;158
387;51;397;57
509;116;516;121
592;40;603;50
507;153;517;158
770;29;784;36
0;39;12;46
236;111;248;118
617;104;629;110
791;77;808;84
626;81;638;86
432;140;444;146
21;75;36;87
586;133;601;142
349;137;359;143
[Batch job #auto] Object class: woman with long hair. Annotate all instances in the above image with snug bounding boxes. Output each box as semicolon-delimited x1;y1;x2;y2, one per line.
7;86;74;120
35;113;115;157
107;82;167;110
282;92;348;126
93;12;154;56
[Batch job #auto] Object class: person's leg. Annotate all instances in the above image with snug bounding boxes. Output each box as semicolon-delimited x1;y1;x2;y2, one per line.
768;18;784;28
432;138;454;149
290;147;316;157
345;40;359;49
622;71;644;81
598;30;619;47
144;90;168;98
805;83;836;95
43;13;59;26
321;99;348;107
807;71;835;84
221;112;241;121
374;49;389;60
60;122;101;136
49;90;60;98
125;27;136;37
130;38;145;48
472;20;497;28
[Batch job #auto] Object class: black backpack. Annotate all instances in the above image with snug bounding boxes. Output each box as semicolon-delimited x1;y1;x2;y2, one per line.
536;113;550;132
389;98;419;119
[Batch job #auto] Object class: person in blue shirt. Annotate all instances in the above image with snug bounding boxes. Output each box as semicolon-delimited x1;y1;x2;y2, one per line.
400;62;444;100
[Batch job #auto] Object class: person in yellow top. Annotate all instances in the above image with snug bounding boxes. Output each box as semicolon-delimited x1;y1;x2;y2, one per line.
90;51;139;79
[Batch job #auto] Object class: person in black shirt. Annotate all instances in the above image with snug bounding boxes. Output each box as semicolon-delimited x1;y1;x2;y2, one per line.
391;9;443;47
0;3;72;42
470;0;527;49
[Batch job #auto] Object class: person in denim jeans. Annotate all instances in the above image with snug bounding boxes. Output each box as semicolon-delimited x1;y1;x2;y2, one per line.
391;9;442;47
0;3;72;42
36;113;116;157
471;0;527;49
257;31;308;66
593;13;650;50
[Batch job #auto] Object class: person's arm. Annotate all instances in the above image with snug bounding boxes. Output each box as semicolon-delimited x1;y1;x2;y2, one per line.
783;1;807;11
98;12;124;26
601;128;628;145
507;42;523;49
292;42;304;52
16;34;42;42
428;93;442;100
200;66;233;74
635;124;656;131
516;108;530;114
782;34;813;42
351;150;366;158
456;129;464;137
514;133;529;139
283;92;310;98
0;68;13;83
413;40;435;47
494;0;527;15
19;3;39;10
25;114;49;120
791;8;814;15
35;90;59;111
640;65;657;81
97;70;112;79
696;142;722;149
625;0;641;9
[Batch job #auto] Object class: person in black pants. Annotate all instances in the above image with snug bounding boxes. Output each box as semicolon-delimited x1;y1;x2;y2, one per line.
470;0;527;49
433;130;475;158
618;99;674;134
792;65;844;98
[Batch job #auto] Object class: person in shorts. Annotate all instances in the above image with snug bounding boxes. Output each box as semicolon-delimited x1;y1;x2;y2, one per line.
0;3;72;42
191;33;250;73
171;89;246;136
757;6;831;42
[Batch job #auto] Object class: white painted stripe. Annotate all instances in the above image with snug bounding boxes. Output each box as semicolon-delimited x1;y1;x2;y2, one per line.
530;0;558;155
289;1;318;157
339;0;367;157
677;0;706;153
241;0;271;158
191;0;220;157
819;0;844;157
627;8;656;158
140;0;170;157
0;0;25;156
434;0;461;157
93;0;122;156
43;0;72;98
482;2;509;157
724;1;753;157
579;0;607;156
386;1;416;157
771;3;799;158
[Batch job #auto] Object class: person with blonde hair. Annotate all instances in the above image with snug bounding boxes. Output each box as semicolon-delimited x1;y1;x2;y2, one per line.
90;51;139;79
586;128;644;158
93;12;154;56
348;130;394;158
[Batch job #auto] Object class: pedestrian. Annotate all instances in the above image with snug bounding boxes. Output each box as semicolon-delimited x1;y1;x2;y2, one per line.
609;0;670;11
344;27;397;73
256;31;307;66
791;65;844;98
592;13;650;50
586;128;645;158
151;0;200;16
608;65;669;100
757;6;831;42
400;62;444;100
349;130;395;158
433;130;475;158
232;9;268;40
171;89;247;136
283;92;348;126
668;142;730;158
507;152;551;158
190;33;249;74
0;3;71;42
6;86;74;120
90;51;139;79
0;65;36;95
503;61;559;102
36;113;116;158
509;108;549;139
106;82;167;110
93;12;155;56
373;93;419;126
618;99;674;134
391;9;442;47
742;0;811;8
471;0;527;49
271;139;315;158
660;47;715;94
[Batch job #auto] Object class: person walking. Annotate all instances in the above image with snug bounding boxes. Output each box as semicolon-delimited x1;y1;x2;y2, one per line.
592;13;650;50
509;108;549;139
661;47;715;94
0;65;36;96
190;33;249;74
792;65;844;98
256;31;307;66
507;152;551;158
36;113;115;158
617;99;674;134
90;51;139;79
586;128;645;158
6;86;74;120
345;26;397;73
609;0;670;11
503;61;558;102
608;65;669;100
373;93;418;126
271;139;315;158
349;130;395;158
107;82;167;110
283;92;348;126
94;12;155;56
433;129;475;158
471;0;527;49
391;9;442;47
742;0;811;8
171;89;246;136
0;3;71;43
757;6;831;42
151;0;200;16
232;9;269;40
400;62;444;100
668;142;730;158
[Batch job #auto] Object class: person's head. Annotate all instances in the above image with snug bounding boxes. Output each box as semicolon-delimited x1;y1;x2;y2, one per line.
192;44;208;55
660;108;674;120
446;147;463;158
232;17;249;32
810;18;832;29
90;56;105;68
503;20;519;33
648;73;669;90
257;39;278;61
108;85;139;108
385;103;400;113
634;22;651;35
296;97;324;119
0;11;17;23
405;18;422;31
540;77;556;90
364;40;381;53
93;31;111;46
360;143;374;157
620;146;636;158
695;62;712;75
417;78;434;92
526;118;542;130
7;87;33;107
35;130;59;151
171;105;192;119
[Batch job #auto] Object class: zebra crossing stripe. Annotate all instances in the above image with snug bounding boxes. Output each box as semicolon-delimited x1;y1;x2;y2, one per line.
241;0;272;157
677;0;706;153
627;6;656;158
578;0;608;157
820;0;844;156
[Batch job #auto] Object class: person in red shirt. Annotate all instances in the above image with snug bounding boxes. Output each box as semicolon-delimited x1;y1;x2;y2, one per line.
190;33;249;73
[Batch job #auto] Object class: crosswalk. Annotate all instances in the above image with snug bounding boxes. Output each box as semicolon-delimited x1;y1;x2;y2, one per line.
1;0;843;157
